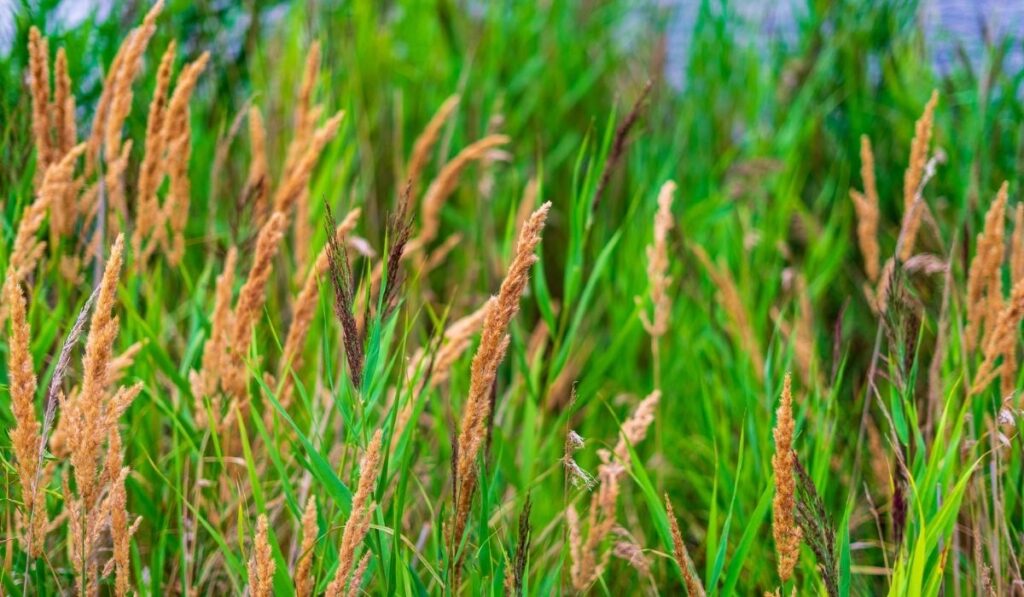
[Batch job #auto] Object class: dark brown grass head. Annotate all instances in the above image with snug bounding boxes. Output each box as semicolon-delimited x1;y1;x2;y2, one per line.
324;201;364;389
379;183;414;322
590;79;654;216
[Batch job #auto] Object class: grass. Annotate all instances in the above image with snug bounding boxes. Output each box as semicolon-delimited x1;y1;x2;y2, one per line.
1;0;1023;594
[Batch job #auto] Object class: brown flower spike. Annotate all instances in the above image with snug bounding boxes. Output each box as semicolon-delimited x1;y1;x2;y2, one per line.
772;373;801;582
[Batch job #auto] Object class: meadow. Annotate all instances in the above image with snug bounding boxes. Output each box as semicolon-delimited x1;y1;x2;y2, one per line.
0;0;1022;594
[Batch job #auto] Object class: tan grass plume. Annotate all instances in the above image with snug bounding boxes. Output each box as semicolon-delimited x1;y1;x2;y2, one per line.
394;297;495;449
325;429;383;597
160;52;210;265
294;496;318;597
965;182;1008;353
103;431;141;597
191;247;238;428
412;134;511;251
101;2;163;227
692;244;764;381
6;281;47;557
272;112;344;217
899;90;938;262
2;144;85;319
282;41;322;176
665;495;706;597
52;47;76;159
133;40;177;264
64;235;143;592
223;212;287;404
1012;202;1024;286
567;390;660;590
639;180;676;387
771;373;801;582
973;278;1024;394
249;514;275;597
27;27;52;185
246;106;271;227
450;202;551;567
406;94;461;193
850;135;880;282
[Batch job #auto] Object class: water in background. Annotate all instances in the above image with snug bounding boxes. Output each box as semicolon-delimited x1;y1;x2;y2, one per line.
2;1;1023;80
662;0;1024;88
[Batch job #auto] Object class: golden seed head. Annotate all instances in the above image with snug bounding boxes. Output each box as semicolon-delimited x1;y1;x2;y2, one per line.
771;373;801;582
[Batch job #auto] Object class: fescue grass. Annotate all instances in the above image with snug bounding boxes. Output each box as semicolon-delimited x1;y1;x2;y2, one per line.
1;0;1024;594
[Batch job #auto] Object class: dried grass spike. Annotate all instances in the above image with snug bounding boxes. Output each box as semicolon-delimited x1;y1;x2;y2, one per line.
665;496;706;596
133;40;177;262
326;430;383;597
771;373;801;582
851;135;880;282
28;27;52;183
692;244;764;381
246;106;270;227
1012;203;1024;286
248;514;275;597
294;497;318;597
414;134;510;249
7;281;46;557
406;94;460;192
899;90;938;261
451;202;551;576
223;213;286;402
965;182;1008;352
52;47;76;158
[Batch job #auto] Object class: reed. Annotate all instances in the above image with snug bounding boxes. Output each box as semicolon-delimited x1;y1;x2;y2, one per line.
279;208;362;406
249;514;276;597
223;212;287;405
771;373;801;582
6;281;46;557
692;244;764;381
639;180;676;387
850;135;880;283
567;390;660;590
898;90;938;262
191;248;238;428
665;495;706;596
294;496;318;597
325;429;383;597
412;134;511;251
133;40;176;264
27;27;52;186
246;106;271;228
965;182;1008;353
406;94;461;193
450;202;551;577
324;204;365;389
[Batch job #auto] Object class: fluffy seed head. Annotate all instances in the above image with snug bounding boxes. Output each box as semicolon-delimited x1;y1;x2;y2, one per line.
771;373;801;582
899;90;938;261
406;94;461;192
